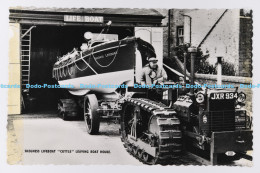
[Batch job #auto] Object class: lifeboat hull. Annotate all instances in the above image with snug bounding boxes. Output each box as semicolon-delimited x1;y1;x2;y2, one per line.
53;37;155;96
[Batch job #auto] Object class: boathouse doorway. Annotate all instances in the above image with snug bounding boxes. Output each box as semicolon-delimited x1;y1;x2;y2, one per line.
8;7;165;114
23;25;134;113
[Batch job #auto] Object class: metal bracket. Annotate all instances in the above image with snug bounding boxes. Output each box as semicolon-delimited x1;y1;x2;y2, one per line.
21;26;36;39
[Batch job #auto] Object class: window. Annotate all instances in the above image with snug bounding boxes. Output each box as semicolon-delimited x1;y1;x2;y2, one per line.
177;26;184;46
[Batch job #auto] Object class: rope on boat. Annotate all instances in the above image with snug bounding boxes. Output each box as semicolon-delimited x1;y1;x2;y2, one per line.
81;51;98;74
52;69;56;79
74;60;89;71
67;59;73;76
67;65;73;75
57;70;59;80
57;42;125;77
59;68;62;78
62;67;66;77
73;51;89;72
52;69;55;78
57;69;59;78
54;69;57;80
60;67;63;78
64;67;67;77
91;41;121;68
73;52;98;75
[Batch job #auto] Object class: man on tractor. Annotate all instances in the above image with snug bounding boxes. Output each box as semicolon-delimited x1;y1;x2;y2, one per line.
140;57;168;86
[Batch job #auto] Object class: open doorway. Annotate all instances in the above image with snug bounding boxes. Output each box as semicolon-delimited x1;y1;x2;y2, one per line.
25;25;134;113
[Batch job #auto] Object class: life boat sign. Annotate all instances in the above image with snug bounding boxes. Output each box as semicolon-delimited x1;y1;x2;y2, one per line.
64;15;104;23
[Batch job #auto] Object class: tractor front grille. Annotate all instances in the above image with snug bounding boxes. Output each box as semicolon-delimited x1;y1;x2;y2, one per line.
202;98;236;133
209;98;235;132
206;110;235;132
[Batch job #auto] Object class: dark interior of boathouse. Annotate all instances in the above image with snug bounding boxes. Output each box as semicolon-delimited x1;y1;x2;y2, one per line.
9;8;165;114
28;25;134;112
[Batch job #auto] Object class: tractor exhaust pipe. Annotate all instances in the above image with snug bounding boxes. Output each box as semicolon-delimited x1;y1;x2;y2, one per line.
217;56;222;86
188;47;197;96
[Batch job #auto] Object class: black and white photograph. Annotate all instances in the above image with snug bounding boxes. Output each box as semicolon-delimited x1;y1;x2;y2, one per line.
1;0;260;172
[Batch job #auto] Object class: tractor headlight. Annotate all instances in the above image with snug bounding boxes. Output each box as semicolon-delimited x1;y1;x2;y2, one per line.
237;92;246;103
202;115;207;123
225;151;236;156
196;93;205;103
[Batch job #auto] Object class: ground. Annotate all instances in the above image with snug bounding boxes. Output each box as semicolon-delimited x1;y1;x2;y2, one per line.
7;113;253;166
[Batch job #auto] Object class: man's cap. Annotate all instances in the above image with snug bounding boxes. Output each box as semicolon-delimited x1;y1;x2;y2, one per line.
148;57;158;62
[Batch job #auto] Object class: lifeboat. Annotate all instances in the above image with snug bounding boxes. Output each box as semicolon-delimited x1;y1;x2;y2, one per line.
52;32;156;96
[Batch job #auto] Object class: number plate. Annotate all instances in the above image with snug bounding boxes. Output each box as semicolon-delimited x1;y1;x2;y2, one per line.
210;92;238;100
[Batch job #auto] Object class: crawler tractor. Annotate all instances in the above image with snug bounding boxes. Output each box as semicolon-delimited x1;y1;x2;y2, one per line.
54;34;252;165
120;47;252;165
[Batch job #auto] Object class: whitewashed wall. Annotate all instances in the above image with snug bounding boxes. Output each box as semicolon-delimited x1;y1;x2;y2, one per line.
184;9;240;74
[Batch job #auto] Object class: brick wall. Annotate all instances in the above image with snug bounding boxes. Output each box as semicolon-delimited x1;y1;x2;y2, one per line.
183;9;241;75
239;16;253;77
163;9;252;78
168;9;195;56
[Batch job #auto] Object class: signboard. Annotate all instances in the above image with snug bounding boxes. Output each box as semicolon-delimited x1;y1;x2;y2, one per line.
64;15;104;23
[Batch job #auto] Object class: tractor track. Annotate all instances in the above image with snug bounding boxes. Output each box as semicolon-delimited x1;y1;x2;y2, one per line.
121;98;182;165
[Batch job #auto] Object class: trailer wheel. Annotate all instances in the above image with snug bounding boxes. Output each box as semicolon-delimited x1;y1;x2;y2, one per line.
84;94;99;134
